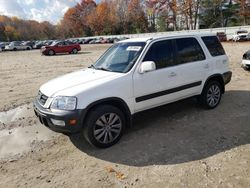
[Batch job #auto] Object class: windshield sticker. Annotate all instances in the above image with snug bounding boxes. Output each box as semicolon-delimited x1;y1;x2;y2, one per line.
126;46;142;51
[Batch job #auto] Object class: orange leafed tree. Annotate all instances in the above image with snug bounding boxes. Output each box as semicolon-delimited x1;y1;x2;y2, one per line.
87;1;118;35
4;25;20;41
127;0;148;33
237;0;250;25
59;0;96;38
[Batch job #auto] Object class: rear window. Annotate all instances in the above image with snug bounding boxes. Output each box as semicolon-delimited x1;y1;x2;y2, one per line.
202;36;225;57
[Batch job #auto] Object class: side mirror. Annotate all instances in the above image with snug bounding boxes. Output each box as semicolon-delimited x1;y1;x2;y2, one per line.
139;61;156;74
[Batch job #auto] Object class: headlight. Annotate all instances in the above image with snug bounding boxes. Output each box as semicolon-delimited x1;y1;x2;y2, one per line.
50;96;77;110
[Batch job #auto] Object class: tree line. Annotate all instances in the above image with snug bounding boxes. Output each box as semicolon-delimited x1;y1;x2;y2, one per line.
0;0;249;41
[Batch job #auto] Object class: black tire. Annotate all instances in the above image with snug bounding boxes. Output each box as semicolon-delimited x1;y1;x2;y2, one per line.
26;47;30;50
13;48;17;51
243;65;250;71
198;81;222;109
83;105;125;148
48;50;55;56
72;48;78;54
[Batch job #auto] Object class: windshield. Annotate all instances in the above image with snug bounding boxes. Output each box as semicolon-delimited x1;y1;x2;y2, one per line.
51;41;59;46
93;42;146;73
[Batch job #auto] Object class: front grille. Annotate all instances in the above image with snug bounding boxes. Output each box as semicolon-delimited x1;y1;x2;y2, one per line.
37;91;48;105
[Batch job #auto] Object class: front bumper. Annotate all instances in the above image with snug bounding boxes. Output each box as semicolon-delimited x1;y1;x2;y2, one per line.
242;59;250;66
40;50;46;55
223;71;232;85
33;100;85;133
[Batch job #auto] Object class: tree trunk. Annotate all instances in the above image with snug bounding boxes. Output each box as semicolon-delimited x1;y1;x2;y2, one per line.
194;0;200;29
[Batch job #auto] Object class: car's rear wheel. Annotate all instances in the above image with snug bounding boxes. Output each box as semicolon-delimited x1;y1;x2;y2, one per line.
83;105;125;148
199;81;222;109
48;50;55;56
26;47;30;50
72;48;78;54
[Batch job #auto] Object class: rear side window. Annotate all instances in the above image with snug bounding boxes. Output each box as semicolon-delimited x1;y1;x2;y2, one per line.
143;40;174;69
176;38;205;64
202;36;225;56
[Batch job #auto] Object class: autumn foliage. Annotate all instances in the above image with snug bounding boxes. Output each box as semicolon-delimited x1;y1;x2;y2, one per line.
0;15;57;41
0;0;250;41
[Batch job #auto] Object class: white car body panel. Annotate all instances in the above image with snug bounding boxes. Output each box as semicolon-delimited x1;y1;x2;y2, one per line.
40;69;135;113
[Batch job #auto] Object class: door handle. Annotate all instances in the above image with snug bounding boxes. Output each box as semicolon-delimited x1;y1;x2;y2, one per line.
169;72;177;77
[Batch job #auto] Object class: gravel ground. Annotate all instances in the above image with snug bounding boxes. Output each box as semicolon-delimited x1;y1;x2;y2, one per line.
0;42;249;188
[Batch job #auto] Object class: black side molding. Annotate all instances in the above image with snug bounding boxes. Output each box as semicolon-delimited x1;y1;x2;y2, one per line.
136;81;202;103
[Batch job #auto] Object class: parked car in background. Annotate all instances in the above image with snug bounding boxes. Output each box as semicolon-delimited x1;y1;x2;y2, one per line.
0;42;5;50
5;41;32;51
33;41;45;49
83;39;93;44
216;32;227;42
44;40;54;46
22;41;35;49
41;41;81;55
232;30;249;41
242;50;250;70
89;39;97;44
100;38;109;44
79;39;86;44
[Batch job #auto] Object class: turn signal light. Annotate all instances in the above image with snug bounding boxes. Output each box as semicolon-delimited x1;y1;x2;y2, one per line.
69;119;77;125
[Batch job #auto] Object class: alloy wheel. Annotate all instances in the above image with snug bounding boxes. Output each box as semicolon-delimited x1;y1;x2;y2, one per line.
94;113;122;144
207;84;221;107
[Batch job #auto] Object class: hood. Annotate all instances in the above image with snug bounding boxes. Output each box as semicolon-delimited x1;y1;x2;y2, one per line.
40;68;121;97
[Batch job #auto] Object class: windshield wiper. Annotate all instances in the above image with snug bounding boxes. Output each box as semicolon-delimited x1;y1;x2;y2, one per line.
95;67;113;72
88;64;96;69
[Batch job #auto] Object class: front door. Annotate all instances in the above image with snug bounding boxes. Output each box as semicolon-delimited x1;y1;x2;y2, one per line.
133;39;179;112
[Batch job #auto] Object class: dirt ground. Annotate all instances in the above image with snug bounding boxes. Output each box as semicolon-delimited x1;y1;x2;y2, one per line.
0;42;250;188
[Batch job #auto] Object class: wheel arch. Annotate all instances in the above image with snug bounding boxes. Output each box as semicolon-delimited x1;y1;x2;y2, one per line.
48;49;55;55
203;74;225;93
82;97;132;128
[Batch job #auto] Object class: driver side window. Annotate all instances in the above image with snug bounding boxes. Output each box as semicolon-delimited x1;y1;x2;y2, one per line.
143;40;174;69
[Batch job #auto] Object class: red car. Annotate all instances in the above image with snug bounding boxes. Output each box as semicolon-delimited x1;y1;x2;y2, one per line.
41;41;81;55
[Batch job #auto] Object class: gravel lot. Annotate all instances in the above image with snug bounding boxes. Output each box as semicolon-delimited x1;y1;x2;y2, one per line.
0;43;250;187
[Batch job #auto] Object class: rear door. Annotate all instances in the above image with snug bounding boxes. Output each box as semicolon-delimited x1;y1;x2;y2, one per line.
172;37;209;97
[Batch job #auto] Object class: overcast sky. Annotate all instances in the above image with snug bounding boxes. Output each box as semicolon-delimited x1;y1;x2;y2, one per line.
0;0;100;24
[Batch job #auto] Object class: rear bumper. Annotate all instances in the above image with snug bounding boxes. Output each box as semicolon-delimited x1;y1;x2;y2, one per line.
223;71;232;85
33;100;85;133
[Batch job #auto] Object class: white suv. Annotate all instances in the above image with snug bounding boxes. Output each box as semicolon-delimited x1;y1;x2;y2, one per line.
34;33;232;148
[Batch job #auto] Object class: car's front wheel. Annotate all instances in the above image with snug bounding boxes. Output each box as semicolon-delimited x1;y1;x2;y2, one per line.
48;50;55;56
199;81;222;109
84;105;125;148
